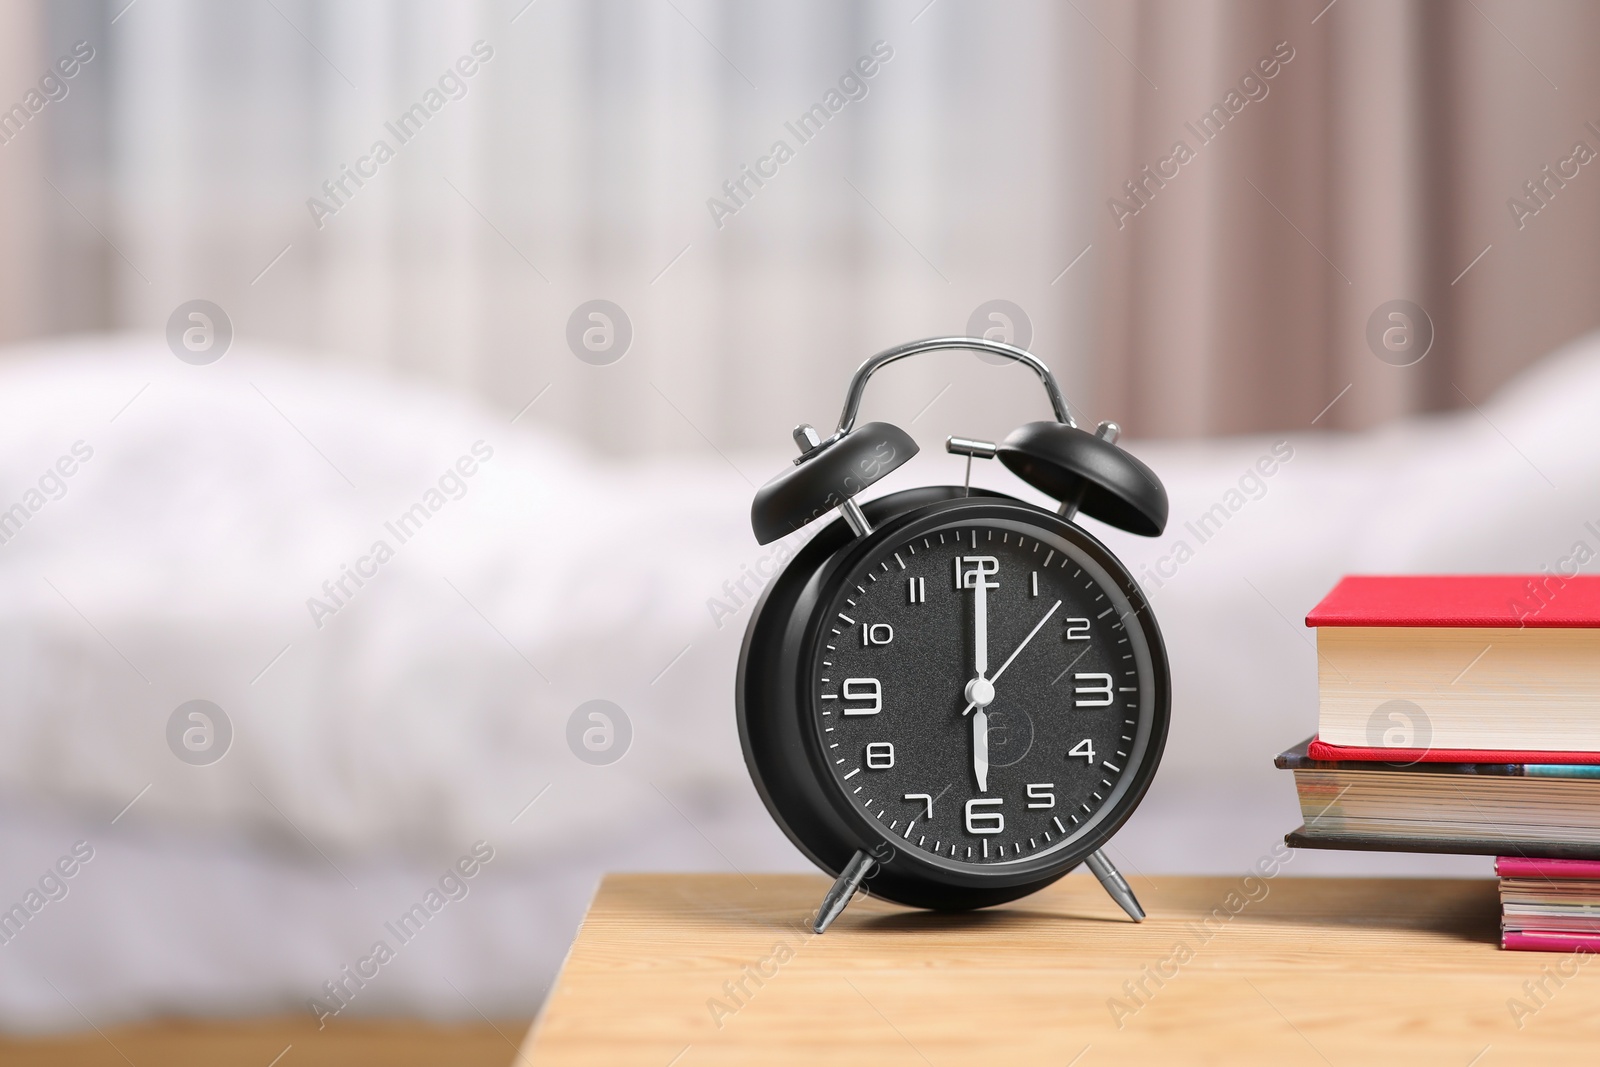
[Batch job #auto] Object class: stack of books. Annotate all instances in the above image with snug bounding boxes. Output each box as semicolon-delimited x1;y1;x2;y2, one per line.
1276;575;1600;951
1497;857;1600;952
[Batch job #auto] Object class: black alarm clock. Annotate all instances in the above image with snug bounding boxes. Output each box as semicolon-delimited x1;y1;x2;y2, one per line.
736;337;1171;932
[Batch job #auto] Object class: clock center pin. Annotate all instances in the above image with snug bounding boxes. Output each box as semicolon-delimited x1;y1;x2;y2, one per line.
965;676;996;708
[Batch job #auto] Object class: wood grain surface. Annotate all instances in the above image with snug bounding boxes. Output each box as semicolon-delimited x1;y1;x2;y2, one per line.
0;1017;529;1067
519;872;1600;1065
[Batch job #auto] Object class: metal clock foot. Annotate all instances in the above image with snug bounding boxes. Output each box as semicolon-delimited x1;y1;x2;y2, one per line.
812;850;876;934
1086;849;1145;922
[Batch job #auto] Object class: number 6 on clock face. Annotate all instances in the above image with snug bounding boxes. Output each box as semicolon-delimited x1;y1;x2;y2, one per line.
965;798;1004;835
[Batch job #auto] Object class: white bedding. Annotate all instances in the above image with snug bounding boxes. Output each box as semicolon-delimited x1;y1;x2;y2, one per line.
1;330;1597;1029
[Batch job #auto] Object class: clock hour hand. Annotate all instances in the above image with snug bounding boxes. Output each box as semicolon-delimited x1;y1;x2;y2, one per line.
972;707;989;792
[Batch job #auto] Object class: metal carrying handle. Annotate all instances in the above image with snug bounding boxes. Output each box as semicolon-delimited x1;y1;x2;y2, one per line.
829;337;1076;443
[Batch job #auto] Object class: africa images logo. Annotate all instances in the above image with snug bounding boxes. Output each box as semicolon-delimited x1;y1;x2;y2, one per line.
705;41;894;229
306;41;495;229
306;442;495;629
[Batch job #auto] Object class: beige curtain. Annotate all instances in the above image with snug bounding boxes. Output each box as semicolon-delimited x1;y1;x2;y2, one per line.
1091;0;1600;436
0;1;48;343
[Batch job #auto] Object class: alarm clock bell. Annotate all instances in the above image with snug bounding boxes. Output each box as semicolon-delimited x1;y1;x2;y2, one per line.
751;336;1167;549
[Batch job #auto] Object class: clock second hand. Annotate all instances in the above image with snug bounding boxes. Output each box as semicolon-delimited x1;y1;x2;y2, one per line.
962;599;1063;718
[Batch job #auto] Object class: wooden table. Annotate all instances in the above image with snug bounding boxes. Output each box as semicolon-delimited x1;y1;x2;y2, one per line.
518;873;1600;1064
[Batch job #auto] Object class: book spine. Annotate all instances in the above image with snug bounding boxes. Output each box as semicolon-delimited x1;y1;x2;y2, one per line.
1502;929;1600;952
1307;737;1600;768
1497;856;1600;879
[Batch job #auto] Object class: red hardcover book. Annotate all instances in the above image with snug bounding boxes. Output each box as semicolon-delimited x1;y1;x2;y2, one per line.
1502;930;1600;952
1306;575;1600;628
1306;575;1600;752
1497;857;1600;879
1306;737;1600;765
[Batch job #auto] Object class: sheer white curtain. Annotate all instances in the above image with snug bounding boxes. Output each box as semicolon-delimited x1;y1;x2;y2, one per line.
22;0;1095;456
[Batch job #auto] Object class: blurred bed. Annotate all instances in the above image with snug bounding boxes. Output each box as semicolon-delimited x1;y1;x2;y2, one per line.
0;331;1597;1030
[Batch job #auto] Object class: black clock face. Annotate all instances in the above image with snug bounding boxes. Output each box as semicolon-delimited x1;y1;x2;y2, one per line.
807;514;1159;871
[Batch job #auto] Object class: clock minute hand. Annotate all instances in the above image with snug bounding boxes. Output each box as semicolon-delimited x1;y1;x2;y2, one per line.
962;599;1063;716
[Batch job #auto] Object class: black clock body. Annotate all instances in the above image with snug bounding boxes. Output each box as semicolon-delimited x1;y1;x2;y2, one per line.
737;487;1170;912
